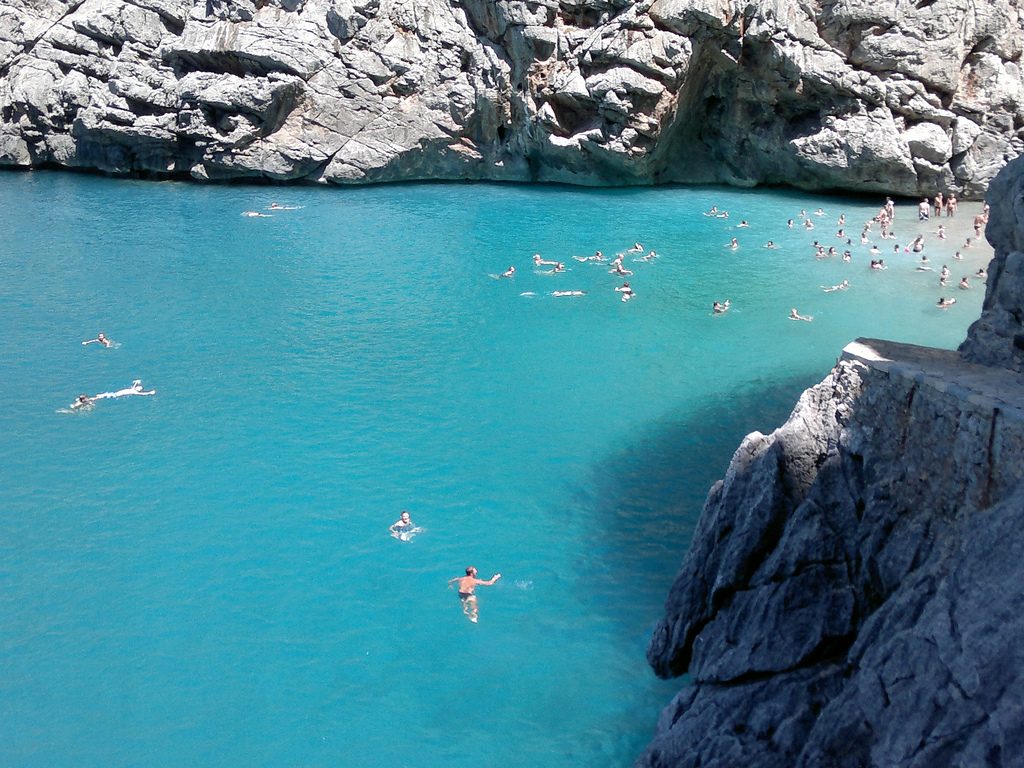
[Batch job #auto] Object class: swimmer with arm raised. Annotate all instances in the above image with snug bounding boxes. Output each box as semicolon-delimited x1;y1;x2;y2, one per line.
447;566;501;623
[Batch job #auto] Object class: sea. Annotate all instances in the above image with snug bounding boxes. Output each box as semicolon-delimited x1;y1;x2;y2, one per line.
0;171;991;767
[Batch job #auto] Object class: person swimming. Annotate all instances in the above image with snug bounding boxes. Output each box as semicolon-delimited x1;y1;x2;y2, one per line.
389;510;422;541
727;238;739;250
615;282;635;302
500;266;516;278
533;254;560;268
447;566;501;623
821;280;849;293
573;250;605;262
627;242;644;253
789;308;813;322
93;379;156;400
82;332;113;348
764;240;776;249
958;277;970;290
242;210;271;217
552;290;586;297
69;394;95;410
713;299;731;314
937;297;957;309
737;220;749;228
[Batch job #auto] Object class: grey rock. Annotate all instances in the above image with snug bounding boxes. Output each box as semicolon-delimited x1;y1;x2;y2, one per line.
642;157;1024;767
0;0;1022;194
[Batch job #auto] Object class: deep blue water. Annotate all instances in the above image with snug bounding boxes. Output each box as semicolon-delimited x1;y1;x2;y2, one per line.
0;172;989;766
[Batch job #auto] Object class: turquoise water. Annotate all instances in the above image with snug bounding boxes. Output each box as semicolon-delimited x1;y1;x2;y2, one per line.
0;173;988;767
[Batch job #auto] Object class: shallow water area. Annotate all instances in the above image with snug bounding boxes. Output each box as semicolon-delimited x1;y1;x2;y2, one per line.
0;172;990;767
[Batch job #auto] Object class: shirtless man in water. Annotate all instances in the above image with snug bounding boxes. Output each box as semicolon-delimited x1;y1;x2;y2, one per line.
447;566;501;623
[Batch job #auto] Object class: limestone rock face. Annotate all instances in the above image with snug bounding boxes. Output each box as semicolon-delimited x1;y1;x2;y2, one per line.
643;156;1024;766
0;0;1022;194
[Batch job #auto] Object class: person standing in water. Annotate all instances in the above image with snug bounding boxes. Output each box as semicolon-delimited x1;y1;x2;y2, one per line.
448;566;501;623
389;510;417;540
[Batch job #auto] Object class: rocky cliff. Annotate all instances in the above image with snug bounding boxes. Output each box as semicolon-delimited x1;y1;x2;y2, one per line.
0;0;1022;194
642;155;1024;766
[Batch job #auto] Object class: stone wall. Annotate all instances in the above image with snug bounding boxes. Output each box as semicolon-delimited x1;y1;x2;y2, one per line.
1;0;1022;194
642;156;1024;766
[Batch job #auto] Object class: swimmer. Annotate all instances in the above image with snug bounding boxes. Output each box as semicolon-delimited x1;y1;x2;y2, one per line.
93;379;156;400
610;262;633;276
242;210;271;217
869;245;881;255
764;240;776;249
821;280;850;293
573;250;605;263
447;566;501;623
389;510;420;541
870;259;887;270
953;251;963;261
838;213;846;226
916;255;931;271
963;237;973;249
627;243;645;253
727;238;739;250
713;299;731;314
787;219;794;228
937;297;957;309
615;282;635;302
69;394;95;410
842;250;852;262
82;332;113;348
704;206;719;217
814;207;826;216
737;220;749;228
937;224;947;240
533;254;560;268
267;202;301;211
552;290;586;297
636;250;659;262
500;265;516;278
789;308;813;322
959;277;970;290
976;268;988;279
804;219;815;230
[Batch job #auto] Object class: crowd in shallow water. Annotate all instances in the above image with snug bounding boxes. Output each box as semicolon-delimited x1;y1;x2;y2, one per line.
491;192;992;322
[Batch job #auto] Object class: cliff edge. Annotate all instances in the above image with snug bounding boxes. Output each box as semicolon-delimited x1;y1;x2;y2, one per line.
642;156;1024;765
0;0;1022;194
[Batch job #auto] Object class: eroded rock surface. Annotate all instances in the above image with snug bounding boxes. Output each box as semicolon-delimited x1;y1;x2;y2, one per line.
0;0;1022;193
643;155;1024;766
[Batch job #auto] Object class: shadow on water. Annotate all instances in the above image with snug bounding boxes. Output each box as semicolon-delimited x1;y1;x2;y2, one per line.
567;371;823;630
